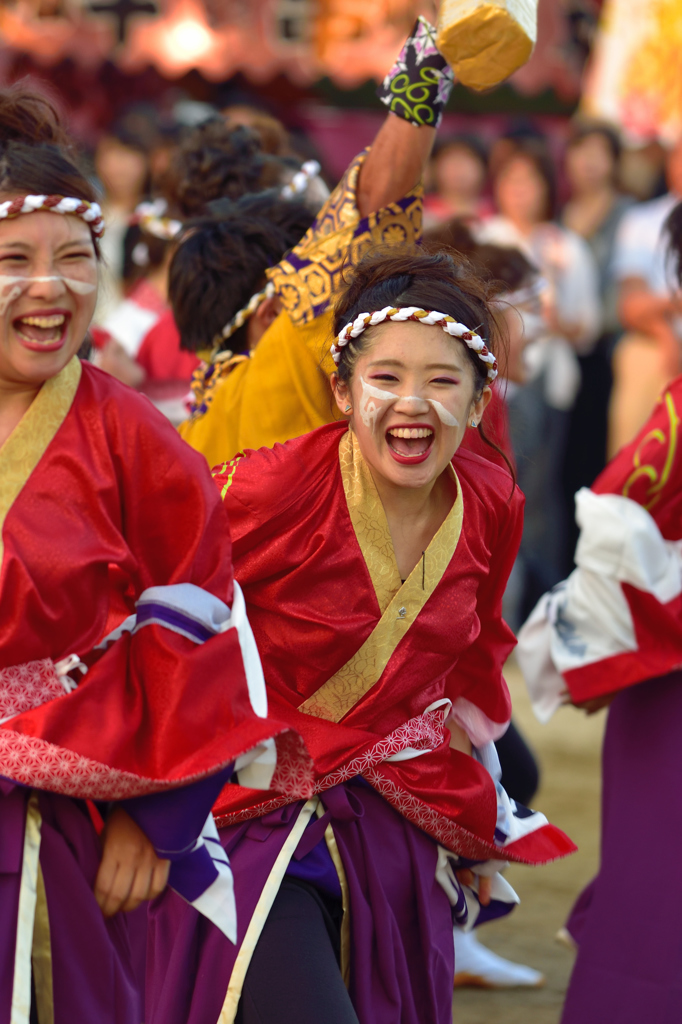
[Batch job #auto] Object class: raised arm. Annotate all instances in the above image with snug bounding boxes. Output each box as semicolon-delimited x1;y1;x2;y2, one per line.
356;113;436;218
357;14;448;217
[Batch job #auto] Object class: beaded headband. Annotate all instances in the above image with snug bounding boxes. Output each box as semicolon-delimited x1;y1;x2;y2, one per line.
0;194;105;239
332;306;498;383
209;280;276;361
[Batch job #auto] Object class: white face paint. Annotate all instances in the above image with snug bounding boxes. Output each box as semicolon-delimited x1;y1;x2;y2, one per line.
0;275;97;315
359;376;399;431
358;376;459;431
427;398;459;428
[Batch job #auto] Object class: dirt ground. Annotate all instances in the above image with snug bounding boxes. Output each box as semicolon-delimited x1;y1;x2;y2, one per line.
451;658;606;1024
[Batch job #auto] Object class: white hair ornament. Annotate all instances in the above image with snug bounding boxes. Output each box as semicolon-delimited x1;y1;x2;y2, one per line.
280;160;322;200
131;199;182;241
331;306;498;383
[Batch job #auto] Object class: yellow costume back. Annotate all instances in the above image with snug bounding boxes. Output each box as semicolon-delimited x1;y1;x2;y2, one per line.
179;310;336;472
179;151;422;468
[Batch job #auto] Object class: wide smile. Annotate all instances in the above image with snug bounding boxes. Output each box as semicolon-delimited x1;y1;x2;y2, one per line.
385;424;435;465
13;310;71;353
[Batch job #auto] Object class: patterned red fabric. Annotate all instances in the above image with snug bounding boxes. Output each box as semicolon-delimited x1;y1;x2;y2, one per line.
0;362;294;800
211;423;575;864
0;660;66;721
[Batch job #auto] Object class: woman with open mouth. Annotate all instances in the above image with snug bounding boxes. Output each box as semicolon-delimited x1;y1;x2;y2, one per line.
0;87;293;1024
147;247;575;1024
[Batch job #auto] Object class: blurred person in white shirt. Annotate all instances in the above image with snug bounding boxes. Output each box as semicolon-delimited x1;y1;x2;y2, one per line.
609;137;682;455
478;141;601;608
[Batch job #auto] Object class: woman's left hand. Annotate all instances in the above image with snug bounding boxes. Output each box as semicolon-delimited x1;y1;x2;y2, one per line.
456;868;492;906
94;807;170;916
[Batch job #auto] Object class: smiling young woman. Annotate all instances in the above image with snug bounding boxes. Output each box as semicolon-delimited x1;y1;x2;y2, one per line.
0;86;291;1024
146;248;574;1024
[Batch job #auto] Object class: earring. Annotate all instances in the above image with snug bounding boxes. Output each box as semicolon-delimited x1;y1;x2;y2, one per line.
470;419;477;428
345;405;352;413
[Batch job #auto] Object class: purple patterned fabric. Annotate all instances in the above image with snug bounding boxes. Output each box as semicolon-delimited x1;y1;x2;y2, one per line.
562;670;682;1024
146;781;454;1024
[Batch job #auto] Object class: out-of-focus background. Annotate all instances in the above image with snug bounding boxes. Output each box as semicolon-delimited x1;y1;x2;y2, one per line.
4;2;681;1019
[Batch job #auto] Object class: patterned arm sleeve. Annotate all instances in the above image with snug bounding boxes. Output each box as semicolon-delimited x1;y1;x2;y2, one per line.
266;150;422;326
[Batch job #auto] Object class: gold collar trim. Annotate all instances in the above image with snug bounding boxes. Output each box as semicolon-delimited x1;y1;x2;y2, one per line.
299;429;463;723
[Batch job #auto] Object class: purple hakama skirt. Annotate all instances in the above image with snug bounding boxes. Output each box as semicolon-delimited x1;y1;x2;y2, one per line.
147;781;455;1024
562;670;682;1024
0;785;140;1024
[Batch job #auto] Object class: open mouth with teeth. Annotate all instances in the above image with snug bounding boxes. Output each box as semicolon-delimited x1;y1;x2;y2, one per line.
13;312;70;348
386;425;435;462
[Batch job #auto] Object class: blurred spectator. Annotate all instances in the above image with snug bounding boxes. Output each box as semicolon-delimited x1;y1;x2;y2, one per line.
423;135;490;229
561;120;634;555
94;120;150;315
425;218;540;388
91;223;174;390
488;122;548;181
165;120;281;218
479;141;601;615
609;137;682;456
223;104;294;156
224;105;330;208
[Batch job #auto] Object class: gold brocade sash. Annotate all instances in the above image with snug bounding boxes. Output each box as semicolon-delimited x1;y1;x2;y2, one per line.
0;356;81;570
298;430;463;723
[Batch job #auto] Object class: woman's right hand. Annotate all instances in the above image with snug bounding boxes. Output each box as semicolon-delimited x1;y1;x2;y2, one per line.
94;806;170;916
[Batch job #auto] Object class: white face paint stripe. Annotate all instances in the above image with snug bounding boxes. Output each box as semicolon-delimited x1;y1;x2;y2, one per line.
0;275;97;315
357;376;460;431
428;398;459;427
358;376;399;431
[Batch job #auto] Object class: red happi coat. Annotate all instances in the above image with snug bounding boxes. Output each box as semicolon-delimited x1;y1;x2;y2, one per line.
0;357;287;800
211;423;574;865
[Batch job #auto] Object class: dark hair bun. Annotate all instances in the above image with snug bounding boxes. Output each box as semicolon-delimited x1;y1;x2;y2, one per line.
0;83;70;149
166;122;282;218
0;82;96;207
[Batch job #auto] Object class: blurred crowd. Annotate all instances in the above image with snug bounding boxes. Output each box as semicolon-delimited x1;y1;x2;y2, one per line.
83;100;682;626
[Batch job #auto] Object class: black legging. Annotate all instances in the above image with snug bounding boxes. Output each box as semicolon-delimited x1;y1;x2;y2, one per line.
495;719;540;807
236;879;359;1024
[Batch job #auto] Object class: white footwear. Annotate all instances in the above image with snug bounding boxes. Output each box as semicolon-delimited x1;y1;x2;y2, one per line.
453;927;545;989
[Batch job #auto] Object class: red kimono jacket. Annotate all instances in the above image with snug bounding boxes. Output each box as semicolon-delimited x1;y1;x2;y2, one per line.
519;376;682;715
0;357;285;799
212;423;574;865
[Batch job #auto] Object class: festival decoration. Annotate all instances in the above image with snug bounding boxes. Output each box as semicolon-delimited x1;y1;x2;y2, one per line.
0;0;112;66
582;0;682;143
0;0;589;95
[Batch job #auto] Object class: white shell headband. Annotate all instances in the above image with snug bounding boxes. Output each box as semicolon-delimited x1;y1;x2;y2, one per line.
0;194;105;239
332;306;498;383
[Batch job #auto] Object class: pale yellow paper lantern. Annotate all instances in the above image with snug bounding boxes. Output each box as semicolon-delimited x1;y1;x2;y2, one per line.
436;0;538;91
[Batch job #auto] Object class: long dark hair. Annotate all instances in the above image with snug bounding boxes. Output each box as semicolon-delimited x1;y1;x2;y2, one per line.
332;247;515;483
